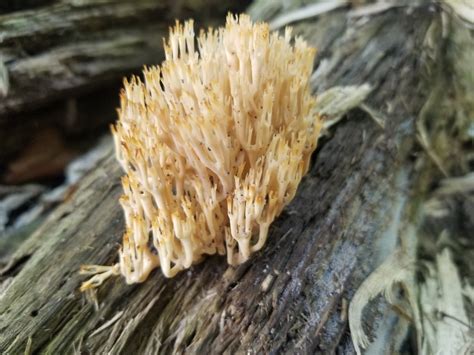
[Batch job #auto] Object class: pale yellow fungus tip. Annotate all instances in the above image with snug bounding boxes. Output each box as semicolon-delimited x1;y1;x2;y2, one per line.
81;13;321;289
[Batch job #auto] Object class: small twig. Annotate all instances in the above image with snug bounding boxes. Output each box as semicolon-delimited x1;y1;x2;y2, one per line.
416;119;449;178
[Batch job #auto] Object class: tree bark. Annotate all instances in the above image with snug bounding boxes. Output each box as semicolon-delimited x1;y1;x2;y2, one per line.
0;0;248;162
0;0;249;116
0;2;469;354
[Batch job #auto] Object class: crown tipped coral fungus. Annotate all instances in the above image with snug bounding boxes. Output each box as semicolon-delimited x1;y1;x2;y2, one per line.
80;14;321;290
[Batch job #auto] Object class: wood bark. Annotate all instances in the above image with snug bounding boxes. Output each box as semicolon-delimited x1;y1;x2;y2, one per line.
0;0;248;162
0;0;248;116
0;2;469;354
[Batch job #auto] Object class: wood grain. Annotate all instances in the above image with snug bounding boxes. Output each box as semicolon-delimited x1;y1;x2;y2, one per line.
0;4;439;354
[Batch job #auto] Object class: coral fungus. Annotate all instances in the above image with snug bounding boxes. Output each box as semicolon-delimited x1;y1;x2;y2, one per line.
81;13;321;290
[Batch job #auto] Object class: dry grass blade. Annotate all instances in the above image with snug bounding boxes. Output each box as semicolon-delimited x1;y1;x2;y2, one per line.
439;0;474;27
416;119;449;178
434;173;474;195
315;84;373;133
89;311;124;338
349;249;414;354
269;0;348;30
24;337;32;355
419;247;473;354
348;1;408;18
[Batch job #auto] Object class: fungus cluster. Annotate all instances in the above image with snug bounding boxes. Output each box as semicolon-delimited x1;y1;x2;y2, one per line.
81;14;321;289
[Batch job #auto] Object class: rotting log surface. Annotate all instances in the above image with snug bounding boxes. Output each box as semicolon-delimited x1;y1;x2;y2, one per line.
0;0;249;162
0;5;438;354
1;0;165;117
0;0;246;116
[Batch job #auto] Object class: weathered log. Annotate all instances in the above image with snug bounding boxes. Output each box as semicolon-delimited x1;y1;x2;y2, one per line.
0;0;249;162
0;0;248;116
1;1;159;116
0;2;469;354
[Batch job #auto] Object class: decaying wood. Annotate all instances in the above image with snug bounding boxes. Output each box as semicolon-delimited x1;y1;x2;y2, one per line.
1;1;161;117
0;0;247;116
0;1;472;354
0;0;248;162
